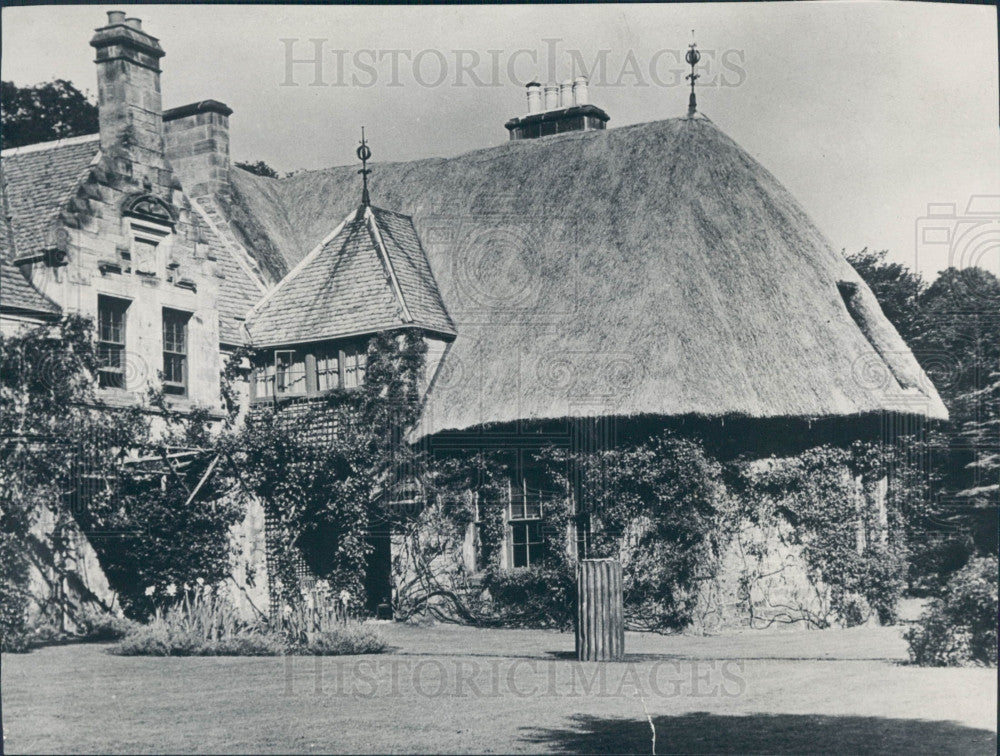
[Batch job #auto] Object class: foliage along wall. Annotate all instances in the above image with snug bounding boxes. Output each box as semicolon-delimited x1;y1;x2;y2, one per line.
391;434;927;633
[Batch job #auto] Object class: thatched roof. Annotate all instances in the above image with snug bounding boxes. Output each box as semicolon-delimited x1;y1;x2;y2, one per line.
226;116;947;435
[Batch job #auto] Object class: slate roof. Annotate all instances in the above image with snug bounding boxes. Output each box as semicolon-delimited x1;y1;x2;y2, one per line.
0;259;60;317
1;136;102;318
1;135;267;338
1;135;101;261
245;205;455;348
191;198;266;345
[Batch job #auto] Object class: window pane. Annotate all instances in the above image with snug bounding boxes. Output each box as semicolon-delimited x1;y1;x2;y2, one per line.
512;523;526;546
316;351;340;391
275;351;306;395
528;522;545;547
512;544;528;568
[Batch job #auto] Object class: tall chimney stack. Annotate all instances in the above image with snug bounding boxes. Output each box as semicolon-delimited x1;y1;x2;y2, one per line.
90;11;166;176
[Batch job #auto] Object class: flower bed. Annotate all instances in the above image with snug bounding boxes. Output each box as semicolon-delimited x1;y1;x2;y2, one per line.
111;580;387;657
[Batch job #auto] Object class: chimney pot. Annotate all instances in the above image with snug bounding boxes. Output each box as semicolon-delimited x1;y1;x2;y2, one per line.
572;77;590;106
106;10;126;25
543;85;559;111
124;17;142;31
525;82;542;115
559;79;574;109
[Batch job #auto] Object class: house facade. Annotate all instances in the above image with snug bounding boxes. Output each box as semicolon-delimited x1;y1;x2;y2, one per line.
2;11;948;624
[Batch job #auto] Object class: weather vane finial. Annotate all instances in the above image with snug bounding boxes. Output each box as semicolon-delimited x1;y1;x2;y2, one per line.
685;31;700;117
357;127;372;206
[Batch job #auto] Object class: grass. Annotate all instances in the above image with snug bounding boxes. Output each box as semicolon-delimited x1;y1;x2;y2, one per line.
2;623;996;754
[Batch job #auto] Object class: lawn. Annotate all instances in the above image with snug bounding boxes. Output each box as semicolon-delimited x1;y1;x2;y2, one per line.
2;623;996;754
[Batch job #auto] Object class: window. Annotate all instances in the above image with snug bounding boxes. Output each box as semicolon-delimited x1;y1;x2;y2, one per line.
508;485;545;568
252;363;276;400
251;342;367;401
315;349;340;392
162;309;190;396
511;521;545;568
275;350;306;396
343;345;367;389
97;296;129;389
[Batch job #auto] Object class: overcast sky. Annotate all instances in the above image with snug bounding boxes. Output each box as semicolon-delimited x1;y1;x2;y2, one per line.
3;2;998;278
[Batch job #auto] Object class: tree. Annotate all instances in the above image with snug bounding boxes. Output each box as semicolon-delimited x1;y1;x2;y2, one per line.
1;79;98;150
846;248;925;344
0;316;246;632
0;316;146;646
234;160;279;178
848;254;1000;579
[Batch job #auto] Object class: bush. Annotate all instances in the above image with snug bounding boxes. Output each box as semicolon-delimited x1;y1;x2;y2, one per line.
75;606;138;641
296;627;388;655
0;533;31;652
111;585;387;657
905;556;998;667
112;623;288;657
483;565;576;629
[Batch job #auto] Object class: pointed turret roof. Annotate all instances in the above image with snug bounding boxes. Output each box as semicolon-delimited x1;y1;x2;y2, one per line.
244;204;455;348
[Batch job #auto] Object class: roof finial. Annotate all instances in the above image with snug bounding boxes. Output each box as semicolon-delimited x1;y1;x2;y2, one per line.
357;127;372;207
685;31;700;117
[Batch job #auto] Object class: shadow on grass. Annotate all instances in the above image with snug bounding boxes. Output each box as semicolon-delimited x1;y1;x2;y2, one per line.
521;711;997;755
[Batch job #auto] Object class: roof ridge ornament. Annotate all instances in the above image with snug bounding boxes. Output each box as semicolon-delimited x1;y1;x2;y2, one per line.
685;31;700;117
357;127;372;207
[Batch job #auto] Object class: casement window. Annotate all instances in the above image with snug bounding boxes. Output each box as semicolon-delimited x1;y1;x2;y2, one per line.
251;342;368;402
342;344;367;389
97;295;129;389
162;308;190;396
315;349;340;392
508;486;546;569
275;350;307;396
252;363;276;400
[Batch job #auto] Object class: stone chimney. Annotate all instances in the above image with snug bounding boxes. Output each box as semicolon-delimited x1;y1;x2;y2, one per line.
90;11;167;175
164;101;234;200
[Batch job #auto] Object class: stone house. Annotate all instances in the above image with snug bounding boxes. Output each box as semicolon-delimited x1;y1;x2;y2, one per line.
2;11;949;623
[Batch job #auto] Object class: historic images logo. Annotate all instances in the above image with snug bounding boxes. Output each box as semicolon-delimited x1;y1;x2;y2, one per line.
278;38;747;90
915;196;1000;297
282;656;747;700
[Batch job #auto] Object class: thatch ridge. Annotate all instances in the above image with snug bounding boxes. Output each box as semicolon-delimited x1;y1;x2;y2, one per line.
229;117;947;435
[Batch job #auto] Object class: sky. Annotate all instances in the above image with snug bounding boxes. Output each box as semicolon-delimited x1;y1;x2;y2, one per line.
2;2;998;279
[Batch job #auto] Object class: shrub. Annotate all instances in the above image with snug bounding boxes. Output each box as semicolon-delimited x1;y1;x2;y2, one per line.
112;623;288;657
483;565;576;629
111;584;387;657
296;627;388;655
75;606;138;641
0;533;31;652
737;443;914;627
905;556;998;667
